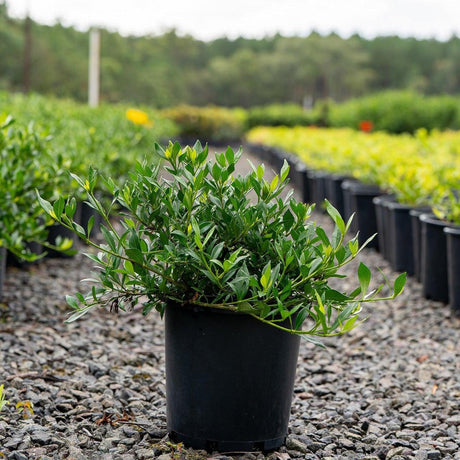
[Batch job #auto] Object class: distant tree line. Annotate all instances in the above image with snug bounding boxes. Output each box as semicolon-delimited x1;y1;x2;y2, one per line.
1;1;460;108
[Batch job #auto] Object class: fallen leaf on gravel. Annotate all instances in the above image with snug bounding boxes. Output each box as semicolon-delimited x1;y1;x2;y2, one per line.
417;354;429;363
432;384;438;395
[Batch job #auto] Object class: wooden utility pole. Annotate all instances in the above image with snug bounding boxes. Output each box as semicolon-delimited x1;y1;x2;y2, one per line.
23;14;32;93
88;28;100;107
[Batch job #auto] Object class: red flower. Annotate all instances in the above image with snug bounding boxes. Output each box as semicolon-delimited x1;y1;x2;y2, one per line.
359;120;373;132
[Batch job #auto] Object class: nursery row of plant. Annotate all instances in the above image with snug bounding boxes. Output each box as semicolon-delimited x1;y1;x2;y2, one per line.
0;92;177;270
169;92;460;137
246;125;460;312
247;125;460;220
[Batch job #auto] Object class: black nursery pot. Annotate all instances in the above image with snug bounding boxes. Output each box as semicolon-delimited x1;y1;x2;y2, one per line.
444;225;460;315
324;174;351;218
420;213;452;303
341;179;359;233
0;247;6;300
165;303;301;452
307;170;328;211
386;201;415;275
409;206;432;282
294;162;311;204
373;195;396;260
346;181;381;249
7;241;43;268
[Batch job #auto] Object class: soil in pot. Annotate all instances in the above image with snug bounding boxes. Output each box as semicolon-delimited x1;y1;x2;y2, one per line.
165;302;300;452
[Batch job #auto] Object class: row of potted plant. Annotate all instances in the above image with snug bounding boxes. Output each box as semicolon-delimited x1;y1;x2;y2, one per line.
0;94;177;297
246;126;460;314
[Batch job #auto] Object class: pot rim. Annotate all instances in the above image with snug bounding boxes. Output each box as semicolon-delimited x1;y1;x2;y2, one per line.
419;213;456;228
443;224;460;235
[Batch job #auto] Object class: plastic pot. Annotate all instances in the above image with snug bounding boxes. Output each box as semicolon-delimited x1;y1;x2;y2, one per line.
346;182;382;249
0;247;6;300
373;195;396;259
444;225;460;315
307;170;328;211
419;214;452;303
341;179;359;233
165;303;301;452
387;201;415;275
294;162;311;204
409;206;432;282
324;174;352;218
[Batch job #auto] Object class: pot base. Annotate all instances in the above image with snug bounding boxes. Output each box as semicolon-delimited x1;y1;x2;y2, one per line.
169;430;285;452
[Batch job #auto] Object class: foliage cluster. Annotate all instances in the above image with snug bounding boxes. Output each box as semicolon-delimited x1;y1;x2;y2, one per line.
329;91;460;133
160;105;246;143
39;142;405;341
0;92;177;258
247;126;460;223
0;92;177;184
246;104;324;129
2;3;460;107
0;115;71;259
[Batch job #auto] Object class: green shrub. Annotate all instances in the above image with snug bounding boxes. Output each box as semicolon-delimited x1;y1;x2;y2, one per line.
161;105;246;143
329;91;460;133
246;104;320;129
0;116;72;259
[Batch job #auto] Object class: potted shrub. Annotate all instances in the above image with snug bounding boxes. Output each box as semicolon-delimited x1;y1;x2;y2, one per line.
38;142;406;452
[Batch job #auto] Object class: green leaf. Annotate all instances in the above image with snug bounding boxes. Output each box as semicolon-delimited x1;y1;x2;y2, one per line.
358;262;371;295
125;248;144;265
87;215;95;237
280;160;290;182
124;260;135;275
36;193;53;216
65;295;79;310
325;199;345;235
260;262;271;290
393;272;407;296
53;197;65;220
100;226;117;251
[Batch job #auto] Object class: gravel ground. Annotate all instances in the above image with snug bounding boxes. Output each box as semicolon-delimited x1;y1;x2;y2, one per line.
1;147;460;460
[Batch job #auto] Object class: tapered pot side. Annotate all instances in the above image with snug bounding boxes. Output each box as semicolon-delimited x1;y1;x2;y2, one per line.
409;207;432;282
420;213;452;303
325;174;352;218
294;162;312;204
341;179;359;233
0;247;6;300
387;201;415;275
347;182;382;249
373;195;396;260
444;225;460;315
165;303;301;452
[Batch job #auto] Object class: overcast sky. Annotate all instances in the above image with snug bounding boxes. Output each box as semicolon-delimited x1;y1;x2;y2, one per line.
6;0;460;41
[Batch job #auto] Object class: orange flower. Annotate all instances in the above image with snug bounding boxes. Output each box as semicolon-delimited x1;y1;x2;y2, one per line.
359;120;373;132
